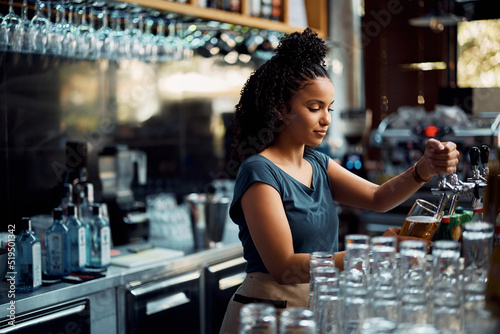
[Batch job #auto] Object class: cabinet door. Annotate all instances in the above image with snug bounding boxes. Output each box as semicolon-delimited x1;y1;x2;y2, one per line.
204;257;246;334
0;298;90;334
126;270;201;334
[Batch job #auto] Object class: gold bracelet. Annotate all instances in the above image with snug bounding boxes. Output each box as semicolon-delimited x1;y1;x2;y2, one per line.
412;163;432;184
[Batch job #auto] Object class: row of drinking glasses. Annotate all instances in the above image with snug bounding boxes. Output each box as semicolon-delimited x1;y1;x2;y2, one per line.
0;0;192;62
310;225;496;334
239;223;497;334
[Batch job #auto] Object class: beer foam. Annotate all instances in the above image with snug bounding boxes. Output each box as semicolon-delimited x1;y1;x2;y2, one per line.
406;216;439;223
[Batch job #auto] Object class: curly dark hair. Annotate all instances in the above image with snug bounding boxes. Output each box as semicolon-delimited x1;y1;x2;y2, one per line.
231;28;330;163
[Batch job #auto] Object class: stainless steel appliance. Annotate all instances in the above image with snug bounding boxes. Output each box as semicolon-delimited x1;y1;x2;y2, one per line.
370;110;500;176
98;145;149;245
124;269;202;334
0;298;90;333
204;256;246;334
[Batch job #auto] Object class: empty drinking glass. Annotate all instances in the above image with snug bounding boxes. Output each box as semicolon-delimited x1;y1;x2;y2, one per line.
308;251;335;310
279;307;315;334
431;240;463;332
239;303;277;334
313;267;341;334
370;236;399;323
399;240;430;325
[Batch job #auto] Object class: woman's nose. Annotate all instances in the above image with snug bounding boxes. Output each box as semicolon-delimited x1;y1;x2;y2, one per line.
320;109;331;126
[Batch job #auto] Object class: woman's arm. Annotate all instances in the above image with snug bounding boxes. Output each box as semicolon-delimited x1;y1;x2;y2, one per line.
241;181;311;284
329;139;460;212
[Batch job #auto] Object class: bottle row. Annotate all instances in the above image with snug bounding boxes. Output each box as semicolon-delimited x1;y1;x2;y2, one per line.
11;200;111;293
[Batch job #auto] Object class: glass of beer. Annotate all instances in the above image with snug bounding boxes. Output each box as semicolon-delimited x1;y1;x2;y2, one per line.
399;199;440;240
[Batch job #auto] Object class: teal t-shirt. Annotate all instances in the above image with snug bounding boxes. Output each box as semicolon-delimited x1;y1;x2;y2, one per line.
229;149;339;273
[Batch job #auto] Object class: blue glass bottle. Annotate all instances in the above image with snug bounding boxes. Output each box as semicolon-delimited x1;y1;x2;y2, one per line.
78;183;94;225
66;204;87;272
46;208;72;277
88;204;111;268
14;217;42;292
78;183;94;266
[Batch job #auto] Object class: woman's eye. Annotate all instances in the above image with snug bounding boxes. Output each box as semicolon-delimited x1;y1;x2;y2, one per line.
309;108;320;112
328;108;334;112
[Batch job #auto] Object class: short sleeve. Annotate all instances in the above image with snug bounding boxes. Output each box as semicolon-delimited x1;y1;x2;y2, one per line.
229;157;283;224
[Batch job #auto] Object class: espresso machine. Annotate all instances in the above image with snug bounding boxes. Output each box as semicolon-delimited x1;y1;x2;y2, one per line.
98;145;149;246
340;108;372;179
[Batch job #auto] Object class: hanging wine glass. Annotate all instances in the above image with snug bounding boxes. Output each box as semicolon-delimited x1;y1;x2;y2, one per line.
141;16;157;63
124;8;143;61
0;0;24;51
18;0;32;53
46;1;65;56
85;7;99;60
154;18;170;62
107;4;128;62
93;2;112;59
29;0;50;54
61;2;78;58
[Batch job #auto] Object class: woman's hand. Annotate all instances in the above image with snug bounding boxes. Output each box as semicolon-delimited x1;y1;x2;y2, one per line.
382;227;433;249
416;138;461;181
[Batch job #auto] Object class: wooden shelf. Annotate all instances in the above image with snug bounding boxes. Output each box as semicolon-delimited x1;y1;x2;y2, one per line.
118;0;328;38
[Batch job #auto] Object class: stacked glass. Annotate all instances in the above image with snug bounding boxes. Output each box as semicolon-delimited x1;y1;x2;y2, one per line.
431;240;463;332
239;303;277;334
398;240;430;326
343;234;371;333
308;251;335;310
462;221;496;332
312;266;341;334
369;236;399;325
279;307;316;334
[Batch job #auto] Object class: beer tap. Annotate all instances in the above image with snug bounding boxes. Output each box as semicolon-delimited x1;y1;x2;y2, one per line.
481;145;490;178
467;145;490;207
431;146;490;216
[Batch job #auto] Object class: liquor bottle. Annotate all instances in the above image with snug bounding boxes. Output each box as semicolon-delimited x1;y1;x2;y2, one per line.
88;204;111;268
435;215;452;241
78;183;94;225
59;183;73;219
14;217;42;292
64;141;88;208
261;0;272;19
470;205;484;223
46;208;72;277
249;0;261;17
66;203;87;272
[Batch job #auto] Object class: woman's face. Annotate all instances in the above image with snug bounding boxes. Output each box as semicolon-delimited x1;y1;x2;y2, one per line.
281;77;335;147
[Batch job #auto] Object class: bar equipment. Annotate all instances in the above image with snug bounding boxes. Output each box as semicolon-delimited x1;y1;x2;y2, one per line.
370;110;499;184
98;144;148;246
431;145;490;219
184;192;231;250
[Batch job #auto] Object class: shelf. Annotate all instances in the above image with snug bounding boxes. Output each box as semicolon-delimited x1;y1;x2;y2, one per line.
118;0;328;38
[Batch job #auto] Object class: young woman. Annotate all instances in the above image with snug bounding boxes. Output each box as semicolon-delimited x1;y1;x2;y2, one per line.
219;28;460;333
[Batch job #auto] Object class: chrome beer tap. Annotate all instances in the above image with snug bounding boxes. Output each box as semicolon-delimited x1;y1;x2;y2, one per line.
431;146;490;216
466;145;490;207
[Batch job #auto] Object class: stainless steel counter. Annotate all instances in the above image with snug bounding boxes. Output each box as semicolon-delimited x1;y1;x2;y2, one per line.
0;242;243;332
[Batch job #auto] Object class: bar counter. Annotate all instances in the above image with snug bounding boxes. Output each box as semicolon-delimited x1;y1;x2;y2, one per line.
0;241;244;333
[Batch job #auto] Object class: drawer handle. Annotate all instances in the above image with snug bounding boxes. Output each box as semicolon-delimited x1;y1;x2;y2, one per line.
146;292;191;315
0;305;86;333
219;272;246;290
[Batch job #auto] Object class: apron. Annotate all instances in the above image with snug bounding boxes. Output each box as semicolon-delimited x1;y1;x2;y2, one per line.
219;272;310;334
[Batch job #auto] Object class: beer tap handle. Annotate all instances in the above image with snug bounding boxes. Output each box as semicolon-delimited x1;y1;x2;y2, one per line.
470;146;480;166
481;145;490;176
470;146;481;180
